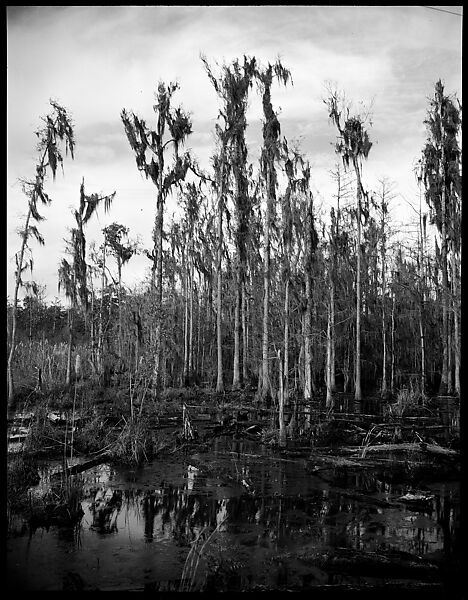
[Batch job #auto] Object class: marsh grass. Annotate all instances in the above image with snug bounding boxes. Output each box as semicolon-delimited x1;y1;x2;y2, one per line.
7;454;85;533
73;415;115;454
179;516;227;592
385;387;425;419
109;416;153;464
22;404;63;455
7;456;40;514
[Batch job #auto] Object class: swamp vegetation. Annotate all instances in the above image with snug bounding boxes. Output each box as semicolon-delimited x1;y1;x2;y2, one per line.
6;387;461;593
7;59;461;593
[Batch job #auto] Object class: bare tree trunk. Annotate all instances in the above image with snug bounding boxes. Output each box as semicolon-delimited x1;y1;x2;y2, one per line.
261;170;272;401
66;308;73;386
419;306;426;395
330;280;336;392
381;230;388;397
242;283;248;383
216;174;224;393
89;281;95;372
447;320;453;394
189;256;194;381
343;340;351;393
232;265;241;389
283;278;289;410
326;294;333;409
134;309;140;375
98;243;106;381
303;278;313;403
278;349;285;447
153;189;164;389
196;284;201;380
8;206;33;406
326;236;336;407
353;158;363;402
418;200;426;397
390;285;396;393
439;134;449;395
381;294;388;396
440;240;449;394
206;278;213;384
118;259;123;362
452;249;460;395
183;257;189;386
232;157;242;389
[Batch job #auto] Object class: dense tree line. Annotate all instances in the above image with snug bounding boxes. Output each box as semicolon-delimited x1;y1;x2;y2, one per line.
7;59;461;410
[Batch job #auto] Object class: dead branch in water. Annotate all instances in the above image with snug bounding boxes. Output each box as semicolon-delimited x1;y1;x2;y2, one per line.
342;442;458;458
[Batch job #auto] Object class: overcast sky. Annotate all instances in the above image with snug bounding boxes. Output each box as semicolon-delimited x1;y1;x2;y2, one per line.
7;5;462;303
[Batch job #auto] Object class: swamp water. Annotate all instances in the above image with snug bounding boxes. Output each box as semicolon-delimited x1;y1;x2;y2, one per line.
6;398;461;592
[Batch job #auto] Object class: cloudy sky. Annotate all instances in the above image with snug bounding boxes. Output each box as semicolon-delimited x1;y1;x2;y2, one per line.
7;5;462;303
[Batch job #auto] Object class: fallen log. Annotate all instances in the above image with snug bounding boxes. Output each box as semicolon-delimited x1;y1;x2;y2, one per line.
320;547;440;581
325;486;397;508
51;451;111;480
398;492;434;507
308;454;368;469
342;442;458;458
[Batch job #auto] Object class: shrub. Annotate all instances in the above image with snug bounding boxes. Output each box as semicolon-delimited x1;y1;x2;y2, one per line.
385;387;421;419
109;418;152;464
72;415;112;454
7;456;40;511
23;405;64;456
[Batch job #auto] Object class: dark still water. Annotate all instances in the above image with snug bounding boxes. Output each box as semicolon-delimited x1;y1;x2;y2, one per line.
6;430;460;592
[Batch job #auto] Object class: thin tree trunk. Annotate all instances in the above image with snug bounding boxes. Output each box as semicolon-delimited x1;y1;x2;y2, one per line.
216;164;225;393
9;133;63;405
283;278;289;410
312;301;318;395
232;158;241;389
326;234;336;406
278;349;285;447
89;278;97;376
207;278;213;384
390;285;396;393
343;338;351;393
183;257;189;386
189;254;194;381
7;206;33;406
66;308;73;386
353;158;363;402
196;284;201;380
232;266;241;389
153;188;164;389
118;259;122;361
418;200;426;397
452;249;460;395
330;280;336;392
326;294;333;409
419;307;426;395
98;243;106;381
303;187;315;404
440;236;449;395
447;321;453;394
242;283;248;383
439;127;449;395
134;309;140;375
303;276;313;403
261;169;272;401
381;212;388;397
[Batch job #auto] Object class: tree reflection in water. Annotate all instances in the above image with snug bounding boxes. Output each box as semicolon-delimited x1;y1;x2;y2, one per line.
78;450;459;570
89;488;123;534
6;448;459;592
